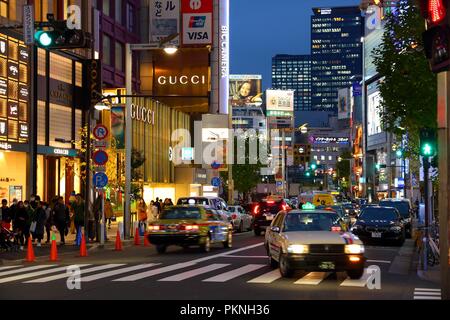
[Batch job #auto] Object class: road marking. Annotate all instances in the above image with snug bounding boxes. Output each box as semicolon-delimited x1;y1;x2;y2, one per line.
158;264;230;282
247;269;281;284
81;264;160;282
113;262;196;282
0;265;90;284
225;255;267;259
0;266;22;271
339;269;371;287
190;243;264;264
414;296;441;300
366;260;391;264
25;264;126;283
234;231;252;236
414;288;441;292
203;264;266;282
413;292;441;296
0;265;56;277
294;272;331;285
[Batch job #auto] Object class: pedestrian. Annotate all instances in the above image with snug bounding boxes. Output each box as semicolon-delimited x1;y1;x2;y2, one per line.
137;198;148;233
150;200;159;221
92;194;103;242
0;199;11;230
72;194;85;243
159;199;163;213
23;200;33;245
68;191;76;234
104;199;114;229
53;197;69;245
30;195;39;210
154;197;161;213
42;201;54;244
13;201;28;250
9;198;18;228
33;201;46;247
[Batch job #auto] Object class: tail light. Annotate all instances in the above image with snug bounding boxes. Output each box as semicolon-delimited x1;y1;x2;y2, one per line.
266;201;275;205
331;226;342;232
231;214;237;220
179;225;199;231
253;205;260;215
148;225;165;231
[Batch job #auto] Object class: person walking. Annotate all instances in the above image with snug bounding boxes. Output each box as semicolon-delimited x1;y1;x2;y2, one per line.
23;200;33;245
137;198;148;234
33;201;46;247
150;200;159;221
9;199;18;229
0;199;10;230
68;191;76;234
13;201;28;250
104;199;114;229
72;194;85;243
154;197;161;214
53;197;70;245
43;201;54;244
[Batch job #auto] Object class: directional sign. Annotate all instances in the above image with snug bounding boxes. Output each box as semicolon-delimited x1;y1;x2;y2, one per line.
211;177;221;187
93;124;109;140
93;150;108;166
93;172;108;189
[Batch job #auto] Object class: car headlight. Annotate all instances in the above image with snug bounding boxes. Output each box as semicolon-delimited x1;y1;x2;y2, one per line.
345;244;364;254
390;226;402;233
287;244;309;254
350;225;362;232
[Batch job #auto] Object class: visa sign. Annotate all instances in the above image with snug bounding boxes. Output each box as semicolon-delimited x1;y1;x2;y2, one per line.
189;16;206;28
181;0;212;46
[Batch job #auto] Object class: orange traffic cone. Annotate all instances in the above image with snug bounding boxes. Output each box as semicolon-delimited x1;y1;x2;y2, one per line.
49;234;58;261
134;227;140;246
79;233;87;257
114;229;122;251
25;236;35;263
144;232;150;246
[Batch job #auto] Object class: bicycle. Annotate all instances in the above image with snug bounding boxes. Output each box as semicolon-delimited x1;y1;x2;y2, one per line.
415;225;440;268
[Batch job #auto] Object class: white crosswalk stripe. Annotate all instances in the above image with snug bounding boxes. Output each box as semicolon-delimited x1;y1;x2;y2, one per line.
0;265;56;277
24;264;126;283
247;269;281;284
0;265;91;284
203;264;266;282
113;262;196;282
0;266;22;271
294;272;331;285
81;264;161;282
339;269;371;287
158;264;230;282
414;288;441;300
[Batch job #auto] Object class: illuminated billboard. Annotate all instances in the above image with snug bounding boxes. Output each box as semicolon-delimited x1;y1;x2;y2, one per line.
367;91;382;136
266;89;294;112
229;75;263;107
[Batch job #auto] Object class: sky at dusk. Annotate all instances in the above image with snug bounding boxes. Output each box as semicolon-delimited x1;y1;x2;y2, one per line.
230;0;361;89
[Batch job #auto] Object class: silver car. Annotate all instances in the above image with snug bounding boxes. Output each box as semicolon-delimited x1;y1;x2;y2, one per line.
227;205;253;232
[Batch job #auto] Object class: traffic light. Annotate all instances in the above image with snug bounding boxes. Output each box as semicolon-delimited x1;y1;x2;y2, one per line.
395;149;403;158
34;19;91;49
305;171;311;177
375;163;387;171
310;163;317;170
421;0;450;73
419;127;437;156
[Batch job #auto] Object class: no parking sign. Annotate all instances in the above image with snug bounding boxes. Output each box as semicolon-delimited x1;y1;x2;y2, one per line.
93;124;108;140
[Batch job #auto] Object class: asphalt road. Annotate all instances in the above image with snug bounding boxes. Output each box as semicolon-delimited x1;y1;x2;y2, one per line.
0;231;442;300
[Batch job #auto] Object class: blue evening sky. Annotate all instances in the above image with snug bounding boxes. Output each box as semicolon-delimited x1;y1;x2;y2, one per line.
230;0;361;89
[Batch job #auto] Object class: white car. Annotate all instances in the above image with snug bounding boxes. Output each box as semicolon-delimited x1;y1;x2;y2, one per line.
227;205;253;232
265;204;366;279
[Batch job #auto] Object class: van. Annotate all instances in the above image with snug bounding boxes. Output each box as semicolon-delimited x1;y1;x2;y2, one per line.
312;193;336;206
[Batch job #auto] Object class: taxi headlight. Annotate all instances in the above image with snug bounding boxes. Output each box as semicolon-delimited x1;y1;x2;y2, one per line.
287;244;309;254
345;244;364;254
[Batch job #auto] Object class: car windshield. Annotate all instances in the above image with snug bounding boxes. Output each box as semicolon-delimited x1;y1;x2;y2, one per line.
379;201;410;217
160;207;202;220
283;213;336;232
177;198;209;206
360;208;399;221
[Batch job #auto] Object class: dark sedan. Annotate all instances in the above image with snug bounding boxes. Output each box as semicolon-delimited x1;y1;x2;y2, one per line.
350;206;406;246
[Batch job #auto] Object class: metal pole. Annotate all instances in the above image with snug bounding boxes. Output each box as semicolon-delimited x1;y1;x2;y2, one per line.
424;156;430;271
100;190;105;245
29;44;38;197
124;44;132;239
282;130;286;198
228;101;233;204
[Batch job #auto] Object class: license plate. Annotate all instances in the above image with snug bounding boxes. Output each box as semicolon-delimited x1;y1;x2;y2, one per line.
371;232;382;238
265;214;273;221
319;262;335;270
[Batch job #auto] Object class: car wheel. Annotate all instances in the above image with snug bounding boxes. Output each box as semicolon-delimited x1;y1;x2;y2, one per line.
347;268;364;279
279;253;294;278
239;221;244;233
223;231;232;248
254;228;262;236
200;235;211;253
156;244;167;254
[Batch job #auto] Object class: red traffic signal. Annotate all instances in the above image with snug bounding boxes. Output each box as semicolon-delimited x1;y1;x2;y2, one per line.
420;0;448;27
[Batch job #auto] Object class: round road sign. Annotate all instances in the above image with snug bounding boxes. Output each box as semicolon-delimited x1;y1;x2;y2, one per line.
93;150;109;166
93;124;109;140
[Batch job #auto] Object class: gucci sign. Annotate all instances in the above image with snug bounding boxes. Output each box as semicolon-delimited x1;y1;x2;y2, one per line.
131;104;155;125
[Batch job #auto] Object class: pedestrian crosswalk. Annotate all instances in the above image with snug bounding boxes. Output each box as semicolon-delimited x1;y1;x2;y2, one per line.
413;288;441;300
0;263;376;288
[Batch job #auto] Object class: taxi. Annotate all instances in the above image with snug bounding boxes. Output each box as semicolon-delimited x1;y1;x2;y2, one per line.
264;203;366;279
147;205;233;254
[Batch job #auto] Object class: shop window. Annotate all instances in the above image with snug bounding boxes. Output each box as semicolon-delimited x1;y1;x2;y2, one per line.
102;35;111;66
75;109;82;143
115;0;123;24
8;119;18;141
115;42;124;72
38;48;46;76
50;53;72;84
49;103;72;148
103;0;111;16
75;62;82;87
37;101;46;145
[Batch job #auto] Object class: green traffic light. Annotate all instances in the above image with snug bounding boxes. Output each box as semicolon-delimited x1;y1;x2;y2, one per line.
396;150;403;158
311;164;317;170
305;172;311;177
375;163;381;170
422;143;433;156
35;31;52;47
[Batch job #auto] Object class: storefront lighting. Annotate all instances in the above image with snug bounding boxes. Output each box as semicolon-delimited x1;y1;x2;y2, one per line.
94;102;111;111
163;46;178;55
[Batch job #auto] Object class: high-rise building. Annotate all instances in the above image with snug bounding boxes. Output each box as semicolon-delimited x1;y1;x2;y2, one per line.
271;55;311;112
311;6;363;111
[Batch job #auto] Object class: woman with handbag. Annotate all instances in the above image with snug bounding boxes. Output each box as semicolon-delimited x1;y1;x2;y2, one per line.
137;198;147;235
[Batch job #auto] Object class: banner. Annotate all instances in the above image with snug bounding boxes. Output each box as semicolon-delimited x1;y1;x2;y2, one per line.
181;0;213;46
149;0;180;45
266;89;294;112
111;106;125;150
338;87;351;120
229;75;263;107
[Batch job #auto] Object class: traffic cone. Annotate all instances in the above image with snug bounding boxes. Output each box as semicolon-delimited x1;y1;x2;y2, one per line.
114;229;122;251
49;233;58;261
25;236;35;263
134;227;140;246
144;232;151;246
79;233;87;257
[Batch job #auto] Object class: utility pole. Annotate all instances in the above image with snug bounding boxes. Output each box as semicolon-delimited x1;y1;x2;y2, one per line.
423;156;430;271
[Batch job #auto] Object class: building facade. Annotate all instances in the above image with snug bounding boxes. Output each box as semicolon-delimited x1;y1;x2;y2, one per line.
311;6;363;111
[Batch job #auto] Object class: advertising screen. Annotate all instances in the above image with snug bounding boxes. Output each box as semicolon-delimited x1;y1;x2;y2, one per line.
229;75;263;107
266;89;294;112
367;91;382;136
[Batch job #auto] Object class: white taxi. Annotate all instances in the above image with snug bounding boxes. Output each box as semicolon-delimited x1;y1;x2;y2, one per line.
265;203;366;279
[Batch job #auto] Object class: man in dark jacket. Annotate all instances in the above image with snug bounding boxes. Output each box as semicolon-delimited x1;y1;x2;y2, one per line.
53;197;70;245
73;194;85;242
0;199;11;230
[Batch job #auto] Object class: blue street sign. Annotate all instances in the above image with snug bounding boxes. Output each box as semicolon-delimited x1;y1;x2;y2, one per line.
211;161;221;170
211;177;221;187
93;150;108;166
276;181;283;187
93;172;108;189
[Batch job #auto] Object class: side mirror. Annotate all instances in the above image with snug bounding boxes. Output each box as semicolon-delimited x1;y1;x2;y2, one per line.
271;226;280;233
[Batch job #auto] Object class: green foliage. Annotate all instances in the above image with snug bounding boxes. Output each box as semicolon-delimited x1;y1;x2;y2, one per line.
372;0;437;151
